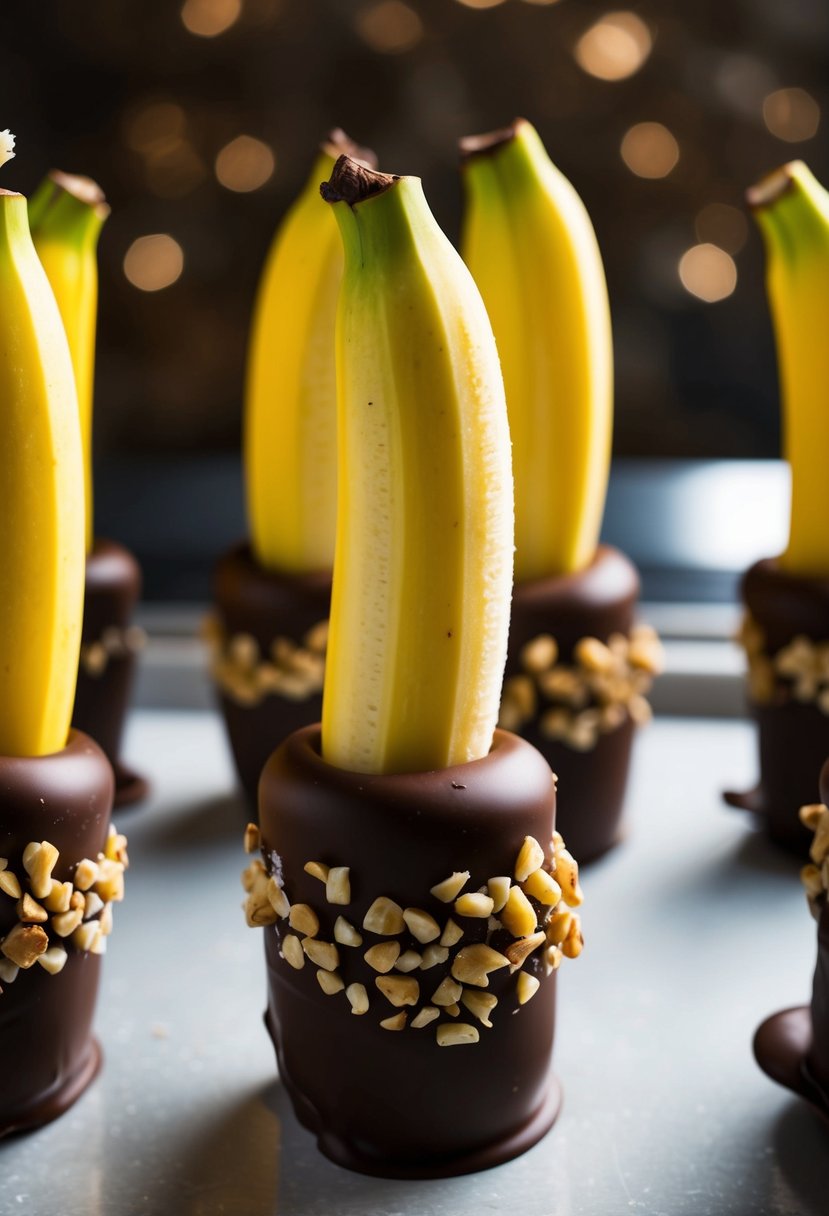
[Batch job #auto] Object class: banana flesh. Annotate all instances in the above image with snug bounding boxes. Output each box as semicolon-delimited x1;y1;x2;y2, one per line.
748;161;829;576
0;189;85;756
244;132;375;574
320;157;514;775
461;118;612;582
30;171;109;554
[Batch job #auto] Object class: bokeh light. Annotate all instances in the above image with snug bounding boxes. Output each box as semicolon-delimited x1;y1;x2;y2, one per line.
355;1;423;53
678;243;737;303
124;102;186;153
124;235;185;292
180;0;242;37
575;12;652;82
518;0;562;5
763;87;820;142
215;135;275;192
454;0;507;10
620;122;679;178
694;203;748;255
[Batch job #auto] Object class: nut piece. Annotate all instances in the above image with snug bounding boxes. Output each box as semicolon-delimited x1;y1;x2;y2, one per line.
334;916;363;947
363;897;405;936
454;892;494;919
0;959;19;984
430;871;470;903
346;982;369;1015
243;823;260;854
402;907;441;943
17;894;48;924
431;976;463;1006
394;949;422;973
514;836;545;883
500;886;538;939
380;1012;407;1030
436;1023;479;1047
44;880;73;913
2;923;49;968
304;861;330;883
411;1006;440;1029
364;941;401;973
420;944;450;970
522;868;562;906
22;841;59;899
289;903;320;937
0;870;22;899
800;803;827;831
440;919;464;948
94;859;125;904
460;990;498;1028
505;931;546;969
555;848;584;908
52;907;85;938
545;944;563;974
561;916;584;959
451;944;510;988
72;921;99;953
73;858;99;892
317;970;345;995
302;939;339;971
37;946;68;976
516;972;540;1005
545;908;573;947
99;903;114;936
487;876;511;914
282;934;305;970
266;877;290;919
326;866;351;906
521;634;557;673
376;975;420;1007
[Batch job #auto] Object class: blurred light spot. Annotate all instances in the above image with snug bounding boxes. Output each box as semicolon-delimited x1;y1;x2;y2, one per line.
716;53;777;120
181;0;241;37
454;0;507;9
124;235;184;292
620;122;678;178
215;135;275;192
763;87;820;142
694;203;748;255
518;0;562;5
356;1;423;52
678;243;737;303
125;103;186;154
575;12;652;81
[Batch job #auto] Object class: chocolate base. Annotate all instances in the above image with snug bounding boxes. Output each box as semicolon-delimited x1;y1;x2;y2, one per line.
724;557;829;853
506;545;640;864
72;538;146;809
259;726;561;1178
0;731;114;1137
212;543;331;805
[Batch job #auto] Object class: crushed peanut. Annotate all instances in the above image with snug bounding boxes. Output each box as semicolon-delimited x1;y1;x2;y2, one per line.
514;836;545;883
430;871;470;903
364;941;400;973
376;975;420;1007
363;896;405;936
420;944;449;970
522;868;562;906
326;866;351;906
304;861;330;883
281;934;305;969
436;1023;479;1046
346;982;369;1014
402;906;441;943
1;923;48;968
500;886;538;938
380;1012;407;1031
454;892;494;919
334;916;362;947
394;949;422;973
411;1006;440;1029
289;903;320;937
516;973;540;1005
451;944;510;988
244;823;260;854
302;939;339;971
460;990;498;1028
505;931;546;969
440;919;464;948
205;616;328;707
317;970;345;995
431;976;463;1006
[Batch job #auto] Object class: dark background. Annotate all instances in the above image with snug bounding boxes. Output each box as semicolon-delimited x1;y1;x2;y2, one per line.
3;0;827;473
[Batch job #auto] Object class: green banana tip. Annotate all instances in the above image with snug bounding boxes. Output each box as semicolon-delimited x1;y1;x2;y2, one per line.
320;155;398;207
49;169;109;219
746;162;804;211
458;118;527;164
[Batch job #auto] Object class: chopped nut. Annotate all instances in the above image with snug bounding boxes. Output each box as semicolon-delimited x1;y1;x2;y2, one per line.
380;1012;407;1031
432;976;463;1006
37;946;68;975
94;859;125;903
325;866;351;906
302;939;339;971
561;916;584;959
52;907;85;938
460;990;498;1028
1;923;48;968
436;1023;479;1046
304;861;330;883
266;878;290;919
514;836;545;883
430;871;470;903
346;982;369;1014
73;858;99;892
516;973;540;1005
317;970;345;995
505;931;546;969
334;916;363;947
243;823;260;854
411;1006;440;1029
376;975;420;1007
500;886;538;938
364;941;401;973
289;903;320;937
90;927;107;956
0;960;19;984
83;892;104;920
304;619;329;654
394;949;422;973
105;828;129;867
451;944;510;988
0;870;22;899
0;858;5;871
99;903;114;936
70;891;85;911
800;803;827;831
555;849;583;908
244;892;277;927
17;893;47;924
282;934;305;969
522;868;562;906
22;841;59;900
403;907;441;943
487;876;511;914
444;1002;461;1017
363;896;405;936
811;818;829;866
440;919;464;948
544;944;563;974
44;880;73;913
521;634;557;673
420;944;450;970
545;908;573;947
454;892;494;919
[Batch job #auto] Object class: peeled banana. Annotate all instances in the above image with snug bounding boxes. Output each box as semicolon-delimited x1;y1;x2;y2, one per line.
245;130;375;574
0;148;85;757
748;161;829;576
460;118;612;582
320;156;514;775
30;171;109;554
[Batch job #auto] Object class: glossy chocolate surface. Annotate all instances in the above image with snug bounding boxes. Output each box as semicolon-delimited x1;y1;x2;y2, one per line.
506;545;640;863
72;538;145;808
259;726;561;1177
0;731;114;1137
725;557;829;852
212;543;331;805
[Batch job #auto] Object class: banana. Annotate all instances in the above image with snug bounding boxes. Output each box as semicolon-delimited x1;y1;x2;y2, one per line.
747;161;829;576
460;118;612;581
29;171;109;555
245;130;376;574
320;156;514;775
0;153;85;756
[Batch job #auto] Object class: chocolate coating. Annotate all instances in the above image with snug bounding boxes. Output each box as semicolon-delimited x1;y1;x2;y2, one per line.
212;543;331;805
259;726;561;1178
724;558;829;852
0;731;114;1137
72;538;146;808
506;545;640;863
